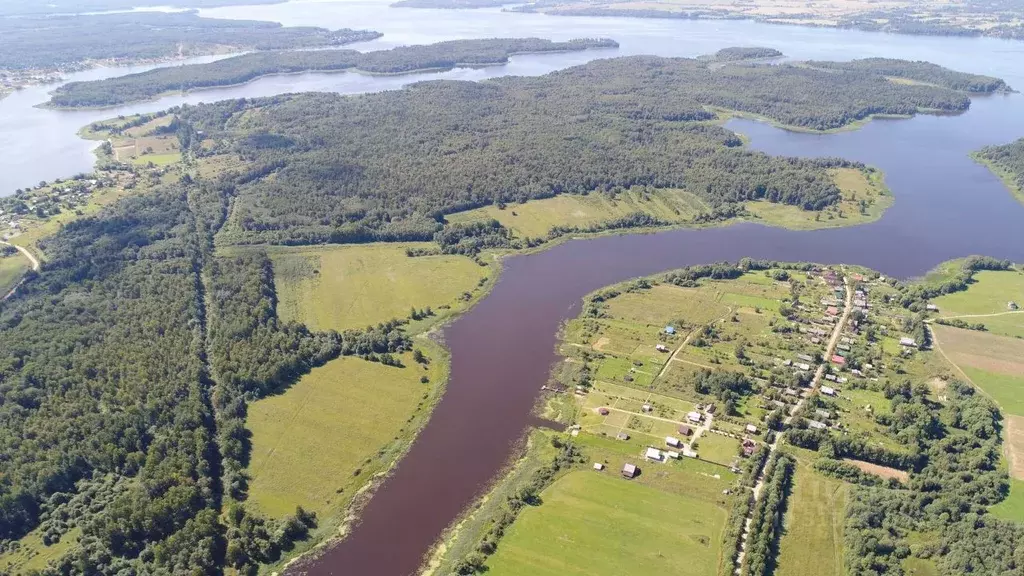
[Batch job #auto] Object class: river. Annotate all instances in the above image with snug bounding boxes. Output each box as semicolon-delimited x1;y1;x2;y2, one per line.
3;1;1024;574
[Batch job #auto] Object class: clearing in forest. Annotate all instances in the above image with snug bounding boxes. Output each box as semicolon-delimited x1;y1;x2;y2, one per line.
842;459;909;482
264;243;488;331
483;470;726;576
775;464;848;576
0;250;30;295
245;352;443;519
445;187;707;239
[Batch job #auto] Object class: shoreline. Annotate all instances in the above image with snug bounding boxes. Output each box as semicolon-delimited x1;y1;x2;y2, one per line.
41;45;619;110
970;151;1024;206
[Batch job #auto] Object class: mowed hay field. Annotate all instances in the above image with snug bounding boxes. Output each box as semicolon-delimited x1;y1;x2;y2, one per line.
932;269;1024;337
745;167;891;230
245;352;442;518
265;243;487;331
775;464;848;576
933;324;1024;415
484;471;726;576
445;187;708;239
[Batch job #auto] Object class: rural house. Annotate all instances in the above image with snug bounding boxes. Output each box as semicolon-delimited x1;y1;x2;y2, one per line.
622;463;638;479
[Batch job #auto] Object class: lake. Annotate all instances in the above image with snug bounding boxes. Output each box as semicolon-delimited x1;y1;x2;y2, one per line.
2;1;1024;574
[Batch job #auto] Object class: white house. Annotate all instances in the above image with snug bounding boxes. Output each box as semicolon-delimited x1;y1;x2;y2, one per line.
821;386;836;396
645;447;663;461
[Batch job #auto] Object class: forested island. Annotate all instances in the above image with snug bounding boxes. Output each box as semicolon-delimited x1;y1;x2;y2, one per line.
974;138;1024;205
47;38;620;109
806;58;1011;93
168;55;987;246
0;11;379;96
707;47;784;62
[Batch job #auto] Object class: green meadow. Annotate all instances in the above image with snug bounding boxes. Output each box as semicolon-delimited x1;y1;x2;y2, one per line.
0;252;30;295
990;478;1024;522
484;471;726;576
961;366;1024;418
246;350;445;519
775;463;848;576
445;187;708;239
264;243;488;331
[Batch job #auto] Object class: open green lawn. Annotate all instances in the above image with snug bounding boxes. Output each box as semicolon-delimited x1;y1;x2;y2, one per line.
903;558;940;576
484;470;726;576
246;351;442;519
446;187;708;239
263;243;487;331
695;433;741;467
131;152;181;166
605;284;729;328
962;366;1024;418
990;478;1024;522
775;464;848;576
0;252;30;295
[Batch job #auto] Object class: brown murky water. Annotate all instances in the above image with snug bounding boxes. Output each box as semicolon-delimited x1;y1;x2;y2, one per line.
295;93;1024;576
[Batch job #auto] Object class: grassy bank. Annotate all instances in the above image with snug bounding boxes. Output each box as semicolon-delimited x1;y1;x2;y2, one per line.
485;470;726;576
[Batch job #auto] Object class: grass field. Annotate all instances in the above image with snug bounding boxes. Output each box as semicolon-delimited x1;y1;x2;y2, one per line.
0;252;30;295
931;269;1024;337
745;167;891;230
775;464;848;576
990;478;1024;522
246;351;444;519
484;470;726;576
962;366;1024;417
446;187;708;239
446;168;889;237
0;527;80;574
695;433;741;467
262;243;488;331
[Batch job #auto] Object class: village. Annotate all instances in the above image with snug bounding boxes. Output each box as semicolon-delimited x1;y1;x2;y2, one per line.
563;264;919;478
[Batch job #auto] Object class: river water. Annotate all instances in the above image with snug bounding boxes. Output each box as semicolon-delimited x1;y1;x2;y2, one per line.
3;1;1024;574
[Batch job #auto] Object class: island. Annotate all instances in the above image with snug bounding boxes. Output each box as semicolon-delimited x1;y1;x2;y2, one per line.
393;0;1024;41
45;38;620;109
0;54;1016;575
427;257;1024;576
974;138;1024;205
0;11;380;99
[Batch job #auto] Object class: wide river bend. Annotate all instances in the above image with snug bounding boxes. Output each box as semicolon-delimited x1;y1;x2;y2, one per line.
3;1;1024;574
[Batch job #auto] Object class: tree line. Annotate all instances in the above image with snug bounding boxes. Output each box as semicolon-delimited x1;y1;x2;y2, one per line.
49;38;618;108
806;58;1009;93
169;55;988;246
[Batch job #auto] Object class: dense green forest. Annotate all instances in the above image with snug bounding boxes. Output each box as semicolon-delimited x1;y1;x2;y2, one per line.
174;55;981;245
975;138;1024;200
0;12;379;71
709;47;783;62
806;58;1009;93
48;38;619;108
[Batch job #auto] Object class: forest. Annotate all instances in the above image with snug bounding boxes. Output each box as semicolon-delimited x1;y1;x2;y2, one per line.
0;12;379;71
48;38;619;108
975;137;1024;198
174;55;982;246
708;47;783;62
806;58;1009;93
0;172;408;572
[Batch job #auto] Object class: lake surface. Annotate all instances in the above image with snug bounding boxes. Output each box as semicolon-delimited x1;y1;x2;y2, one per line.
4;0;1024;192
3;1;1024;574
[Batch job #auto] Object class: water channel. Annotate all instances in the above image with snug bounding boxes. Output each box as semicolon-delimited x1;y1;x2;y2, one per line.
3;1;1024;574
